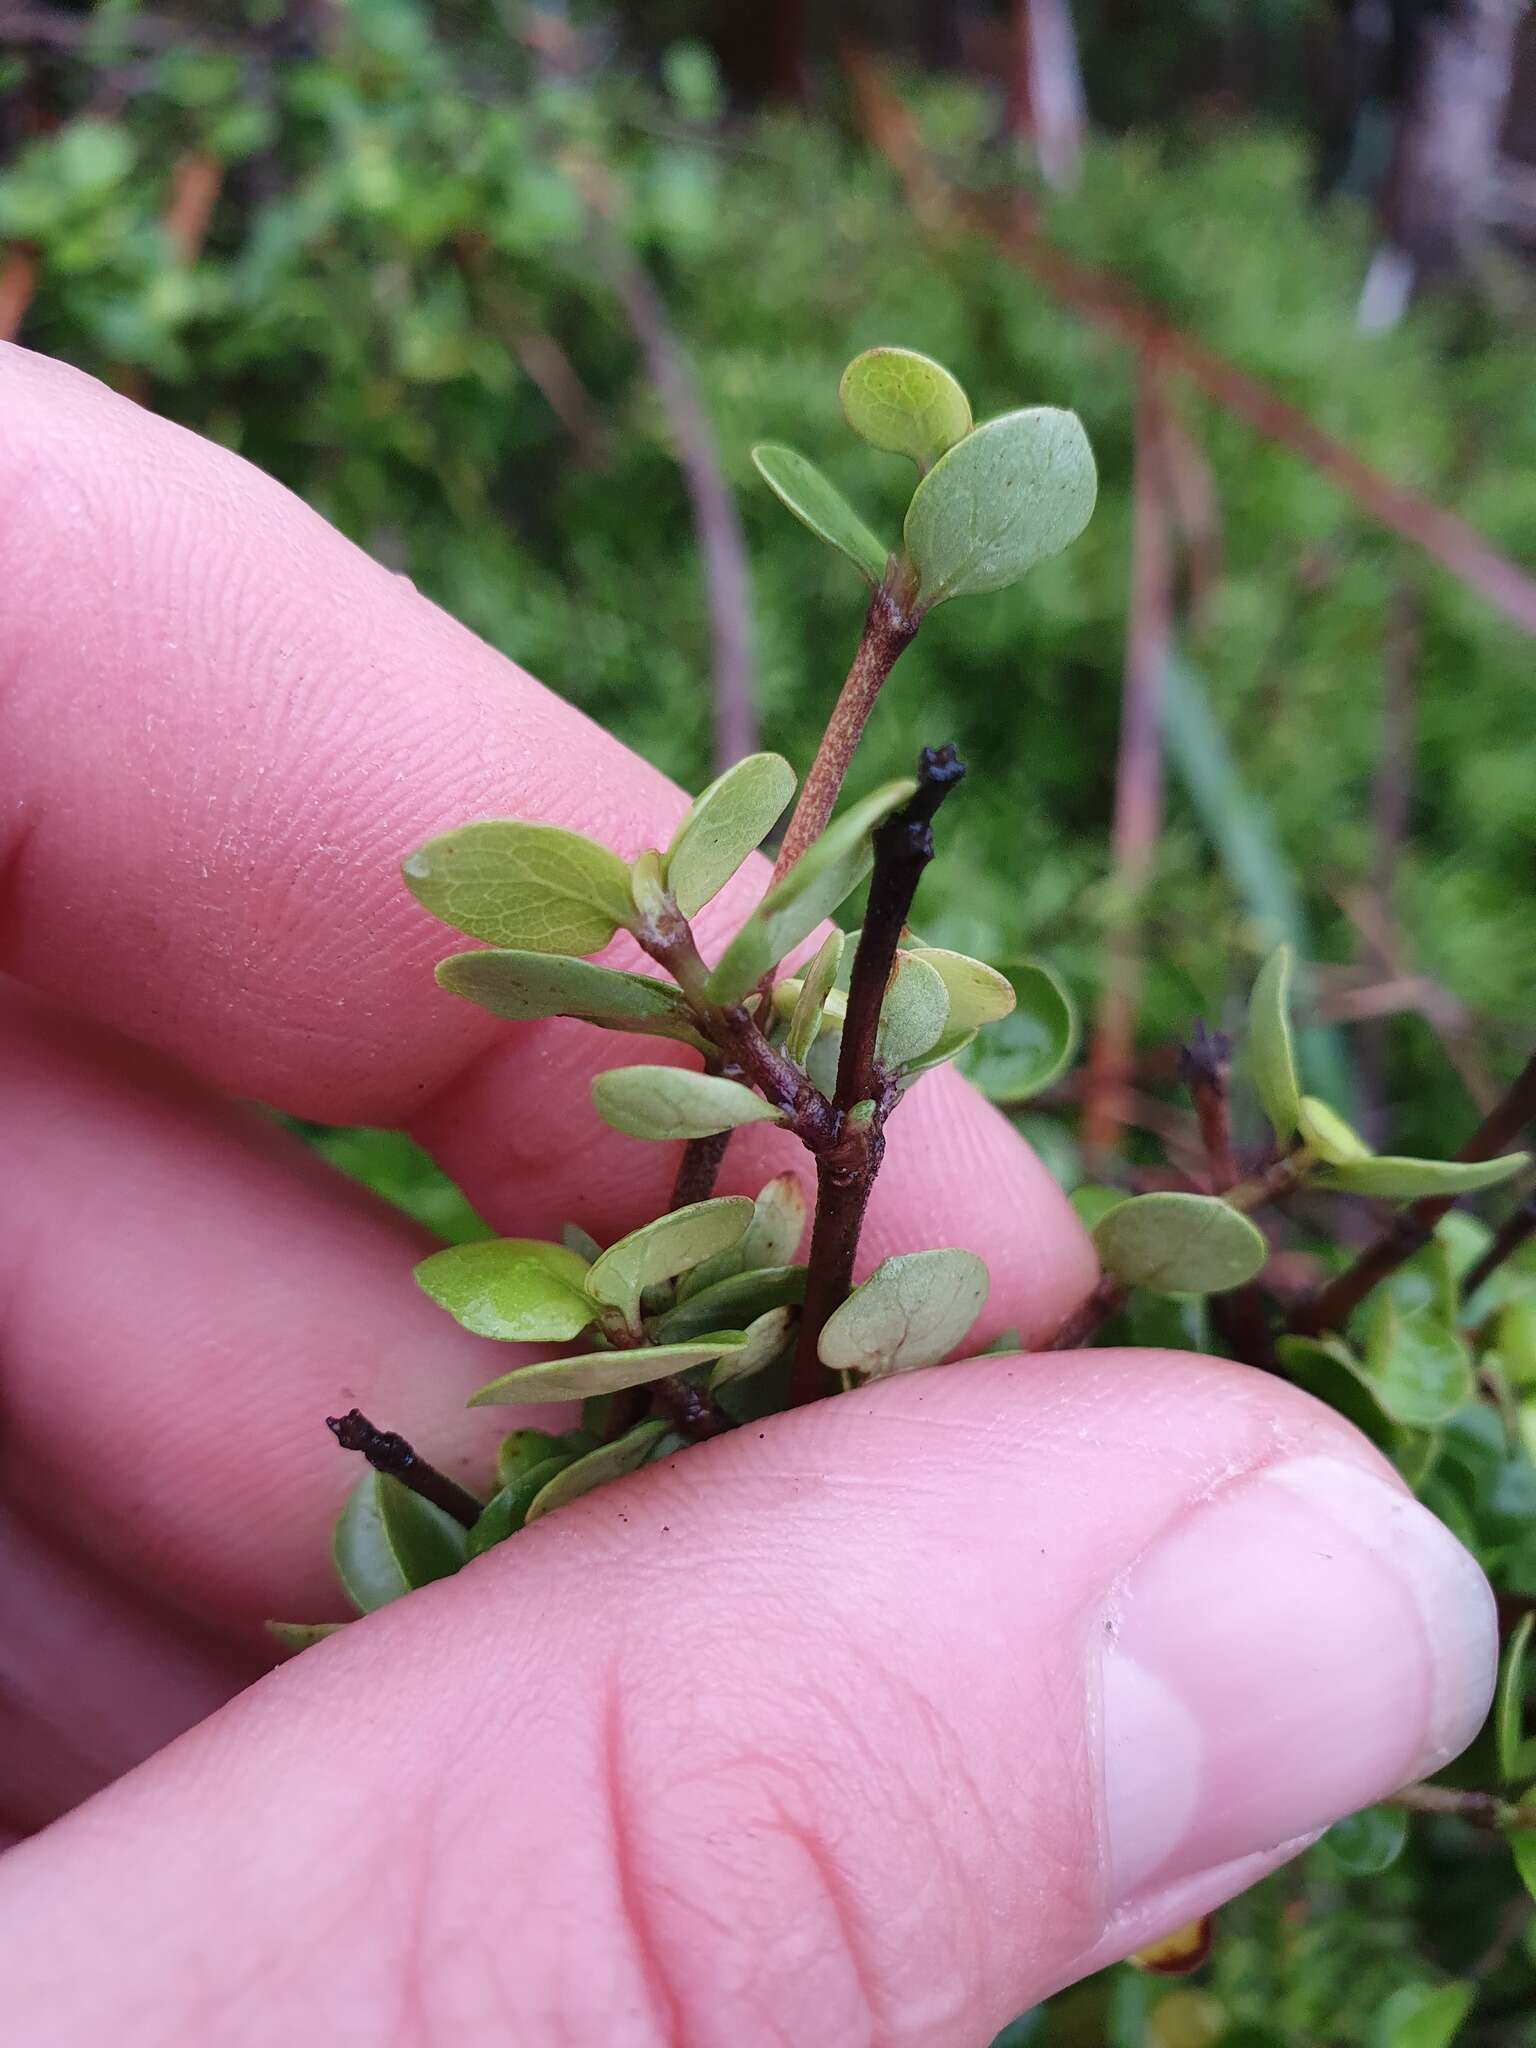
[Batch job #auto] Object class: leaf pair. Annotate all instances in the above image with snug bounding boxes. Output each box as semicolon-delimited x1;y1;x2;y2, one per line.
754;347;1097;613
1249;945;1529;1199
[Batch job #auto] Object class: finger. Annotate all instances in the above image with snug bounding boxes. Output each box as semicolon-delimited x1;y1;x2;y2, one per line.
0;344;1094;1343
0;981;554;1628
0;1502;256;1835
0;1354;1495;2048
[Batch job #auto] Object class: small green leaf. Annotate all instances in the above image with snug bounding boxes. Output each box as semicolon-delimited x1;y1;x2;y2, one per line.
468;1333;747;1405
265;1620;348;1654
585;1196;754;1327
663;752;797;918
711;1304;798;1387
467;1454;574;1557
1498;1613;1534;1783
904;407;1096;609
740;1173;809;1267
905;948;1016;1034
561;1222;603;1264
1371;1982;1475;2048
818;1247;989;1378
1510;1825;1536;1905
435;950;703;1044
876;953;950;1071
838;346;973;470
1092;1193;1267;1296
784;929;844;1065
751;443;890;585
496;1426;584;1489
523;1420;671;1524
651;1264;805;1342
1363;1301;1474;1427
403;821;633;955
1248;944;1301;1141
1318;1151;1531;1201
1297;1094;1373;1165
332;1470;468;1613
591;1065;785;1142
415;1238;594;1343
706;779;917;1004
957;960;1077;1104
1273;1336;1397;1453
1321;1804;1409;1875
1069;1184;1128;1232
628;847;669;923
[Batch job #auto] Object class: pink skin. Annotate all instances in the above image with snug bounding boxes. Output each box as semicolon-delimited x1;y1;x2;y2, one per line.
0;345;1498;2046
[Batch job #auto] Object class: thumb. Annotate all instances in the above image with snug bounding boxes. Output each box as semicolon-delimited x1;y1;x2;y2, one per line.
1;1350;1495;2048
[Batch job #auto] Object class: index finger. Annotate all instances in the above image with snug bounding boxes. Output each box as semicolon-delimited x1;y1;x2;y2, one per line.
0;344;1095;1337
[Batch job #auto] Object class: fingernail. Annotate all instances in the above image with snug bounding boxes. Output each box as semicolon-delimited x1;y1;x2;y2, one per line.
1100;1454;1497;1903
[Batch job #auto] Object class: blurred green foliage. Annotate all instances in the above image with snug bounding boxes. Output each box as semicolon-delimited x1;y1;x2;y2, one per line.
7;3;1536;2041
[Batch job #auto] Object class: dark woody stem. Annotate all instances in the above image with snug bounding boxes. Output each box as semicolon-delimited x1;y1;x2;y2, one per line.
1181;1021;1274;1370
769;583;919;887
787;746;967;1406
1461;1193;1536;1302
325;1409;483;1530
1293;1048;1536;1337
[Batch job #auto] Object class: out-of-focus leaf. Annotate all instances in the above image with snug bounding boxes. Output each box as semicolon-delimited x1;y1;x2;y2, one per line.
591;1064;784;1141
706;779;916;1003
1126;1918;1213;1975
1370;1982;1475;2048
402;820;633;955
1069;1184;1127;1232
838;345;972;470
584;1197;753;1327
435;950;702;1043
332;1470;468;1613
561;1223;604;1265
415;1237;594;1342
1497;1611;1534;1783
265;1621;348;1654
496;1426;586;1490
1363;1300;1474;1427
875;952;950;1071
904;407;1096;608
1321;1805;1410;1875
751;442;890;584
957;961;1077;1104
817;1248;989;1377
1092;1193;1267;1296
1318;1151;1530;1200
1510;1825;1536;1905
663;752;796;917
523;1420;671;1523
1248;944;1301;1142
467;1332;747;1405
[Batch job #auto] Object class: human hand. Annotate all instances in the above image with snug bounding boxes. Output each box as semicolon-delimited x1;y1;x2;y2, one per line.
0;344;1496;2047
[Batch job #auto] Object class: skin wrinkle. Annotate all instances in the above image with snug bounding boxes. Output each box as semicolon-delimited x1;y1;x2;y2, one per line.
763;1805;879;2047
601;1667;687;2048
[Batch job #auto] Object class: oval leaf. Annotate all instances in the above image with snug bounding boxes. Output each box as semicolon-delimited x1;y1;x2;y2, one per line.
957;960;1077;1104
415;1238;594;1343
1322;1804;1409;1876
591;1065;785;1142
663;752;797;919
265;1620;349;1655
904;407;1097;609
1497;1611;1534;1784
1248;944;1301;1142
818;1247;989;1378
1373;1983;1475;2048
652;1263;805;1342
1298;1094;1373;1166
838;346;972;470
711;1304;798;1387
905;947;1016;1034
751;443;890;585
1093;1193;1267;1296
402;820;634;955
585;1196;754;1326
468;1332;747;1405
332;1470;468;1613
435;950;702;1043
784;929;844;1065
467;1453;575;1558
1363;1301;1474;1427
523;1420;672;1524
706;778;917;1004
875;952;950;1071
1318;1151;1531;1201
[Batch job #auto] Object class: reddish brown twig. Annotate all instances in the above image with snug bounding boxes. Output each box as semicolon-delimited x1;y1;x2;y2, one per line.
0;245;38;343
325;1409;482;1529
